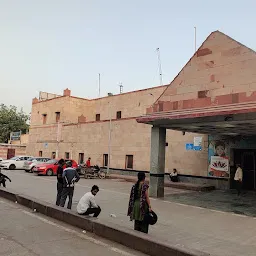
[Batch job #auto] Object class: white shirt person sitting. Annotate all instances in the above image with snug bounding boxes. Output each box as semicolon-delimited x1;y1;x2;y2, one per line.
77;185;101;217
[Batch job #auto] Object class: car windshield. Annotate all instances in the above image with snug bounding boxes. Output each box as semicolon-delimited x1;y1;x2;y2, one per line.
10;157;19;160
46;159;57;164
27;157;35;161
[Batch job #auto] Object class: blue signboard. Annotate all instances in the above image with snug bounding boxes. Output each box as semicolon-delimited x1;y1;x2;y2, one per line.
185;143;194;150
193;146;202;151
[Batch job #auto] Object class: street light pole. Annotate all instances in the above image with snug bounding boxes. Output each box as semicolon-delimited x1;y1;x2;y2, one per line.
56;122;61;158
107;100;112;174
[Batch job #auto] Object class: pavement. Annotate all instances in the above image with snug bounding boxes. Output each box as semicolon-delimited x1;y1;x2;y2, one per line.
0;198;146;256
2;169;256;256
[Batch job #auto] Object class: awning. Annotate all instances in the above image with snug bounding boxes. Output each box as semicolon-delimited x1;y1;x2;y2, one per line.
137;102;256;136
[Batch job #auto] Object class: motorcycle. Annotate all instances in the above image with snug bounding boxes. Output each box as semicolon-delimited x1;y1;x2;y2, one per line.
84;165;107;179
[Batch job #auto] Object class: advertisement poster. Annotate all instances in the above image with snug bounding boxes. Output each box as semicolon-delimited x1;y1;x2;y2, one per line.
210;156;229;177
194;136;202;151
208;137;230;178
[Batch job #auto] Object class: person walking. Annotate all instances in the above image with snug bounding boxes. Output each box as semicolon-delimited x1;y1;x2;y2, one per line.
59;161;80;209
234;164;243;196
127;172;152;234
56;159;65;206
0;170;11;188
77;185;101;217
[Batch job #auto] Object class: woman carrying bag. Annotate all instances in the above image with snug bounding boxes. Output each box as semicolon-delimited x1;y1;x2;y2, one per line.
127;172;157;234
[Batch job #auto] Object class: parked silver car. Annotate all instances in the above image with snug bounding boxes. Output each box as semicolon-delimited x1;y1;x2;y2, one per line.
24;157;51;172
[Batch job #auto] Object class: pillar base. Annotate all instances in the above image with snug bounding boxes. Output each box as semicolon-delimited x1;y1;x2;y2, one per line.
149;174;165;198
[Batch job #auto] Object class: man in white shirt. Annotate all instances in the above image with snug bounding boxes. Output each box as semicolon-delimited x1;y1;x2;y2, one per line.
77;185;101;217
234;164;243;196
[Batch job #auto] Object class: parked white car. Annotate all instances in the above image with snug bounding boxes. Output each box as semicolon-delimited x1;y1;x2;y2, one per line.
24;157;51;172
0;156;33;170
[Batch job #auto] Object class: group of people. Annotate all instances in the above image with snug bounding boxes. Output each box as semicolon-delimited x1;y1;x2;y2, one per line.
55;158;101;217
55;158;155;234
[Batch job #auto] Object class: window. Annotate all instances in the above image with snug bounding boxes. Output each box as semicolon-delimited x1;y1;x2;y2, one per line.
116;111;122;119
42;114;47;124
126;155;133;169
39;151;42;157
96;114;100;121
79;153;84;164
52;152;56;159
55;112;60;123
65;152;70;159
103;154;108;167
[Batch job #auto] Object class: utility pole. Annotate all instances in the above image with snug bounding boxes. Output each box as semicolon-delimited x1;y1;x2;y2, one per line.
56;122;61;158
156;48;163;86
107;94;113;174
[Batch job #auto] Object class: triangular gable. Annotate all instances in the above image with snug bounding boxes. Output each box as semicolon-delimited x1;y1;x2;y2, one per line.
147;31;256;114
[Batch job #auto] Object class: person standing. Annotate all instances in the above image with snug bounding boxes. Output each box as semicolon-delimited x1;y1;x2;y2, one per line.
0;170;11;188
59;161;80;209
127;172;152;234
56;159;65;206
234;164;243;196
77;185;101;217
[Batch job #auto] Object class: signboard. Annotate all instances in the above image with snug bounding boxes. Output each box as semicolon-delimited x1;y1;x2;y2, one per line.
186;143;194;150
10;131;21;141
44;143;48;148
193;136;202;151
209;156;229;177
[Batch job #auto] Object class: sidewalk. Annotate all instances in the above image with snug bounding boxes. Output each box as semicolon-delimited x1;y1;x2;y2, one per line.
108;174;215;191
4;170;256;256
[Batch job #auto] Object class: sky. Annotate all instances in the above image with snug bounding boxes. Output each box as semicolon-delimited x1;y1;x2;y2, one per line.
0;0;256;113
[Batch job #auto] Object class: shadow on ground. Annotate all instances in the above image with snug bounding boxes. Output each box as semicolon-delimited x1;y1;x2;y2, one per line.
164;190;256;217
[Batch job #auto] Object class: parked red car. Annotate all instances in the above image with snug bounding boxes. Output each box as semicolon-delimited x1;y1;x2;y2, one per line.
33;159;78;176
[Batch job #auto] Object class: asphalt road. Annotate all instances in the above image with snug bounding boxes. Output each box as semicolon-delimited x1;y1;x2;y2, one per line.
0;198;146;256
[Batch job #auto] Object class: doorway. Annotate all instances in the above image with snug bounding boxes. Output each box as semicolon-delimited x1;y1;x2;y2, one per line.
7;148;15;159
233;149;256;190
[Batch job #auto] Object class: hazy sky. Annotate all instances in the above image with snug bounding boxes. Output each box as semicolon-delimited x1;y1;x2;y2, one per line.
1;0;256;113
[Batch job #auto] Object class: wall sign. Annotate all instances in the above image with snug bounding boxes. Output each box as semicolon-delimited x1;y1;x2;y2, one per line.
194;136;202;151
186;143;194;150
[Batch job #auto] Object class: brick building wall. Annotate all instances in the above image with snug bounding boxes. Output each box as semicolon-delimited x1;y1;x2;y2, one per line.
27;86;208;175
148;31;256;114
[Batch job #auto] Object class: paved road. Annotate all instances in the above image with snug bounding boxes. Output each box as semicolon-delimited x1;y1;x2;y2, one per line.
0;198;146;256
3;169;256;256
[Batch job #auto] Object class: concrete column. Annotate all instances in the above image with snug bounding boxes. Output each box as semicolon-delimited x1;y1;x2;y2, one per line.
149;126;166;198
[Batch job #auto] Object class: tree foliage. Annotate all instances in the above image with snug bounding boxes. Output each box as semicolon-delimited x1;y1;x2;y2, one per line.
0;104;30;143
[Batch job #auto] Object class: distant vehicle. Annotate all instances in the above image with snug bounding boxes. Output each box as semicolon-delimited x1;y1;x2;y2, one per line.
33;159;78;176
0;158;3;162
24;157;51;173
0;156;34;170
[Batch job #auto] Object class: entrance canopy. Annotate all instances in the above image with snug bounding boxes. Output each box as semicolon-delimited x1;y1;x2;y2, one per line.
137;102;256;136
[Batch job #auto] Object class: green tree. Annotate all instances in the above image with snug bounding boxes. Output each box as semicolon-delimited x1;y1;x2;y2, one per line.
0;104;30;143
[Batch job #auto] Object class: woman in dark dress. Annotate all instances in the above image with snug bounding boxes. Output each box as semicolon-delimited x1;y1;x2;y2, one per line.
127;172;152;234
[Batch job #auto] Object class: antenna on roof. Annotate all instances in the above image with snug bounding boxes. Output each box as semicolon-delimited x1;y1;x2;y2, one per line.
156;48;163;86
194;26;197;52
119;82;123;94
98;73;101;97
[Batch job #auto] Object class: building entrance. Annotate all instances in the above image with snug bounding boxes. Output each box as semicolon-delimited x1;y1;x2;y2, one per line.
233;149;256;190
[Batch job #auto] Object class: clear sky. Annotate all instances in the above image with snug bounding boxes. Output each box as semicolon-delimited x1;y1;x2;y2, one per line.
0;0;256;113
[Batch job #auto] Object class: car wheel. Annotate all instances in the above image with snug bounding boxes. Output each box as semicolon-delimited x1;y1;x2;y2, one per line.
80;168;86;175
46;169;53;176
9;164;16;170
